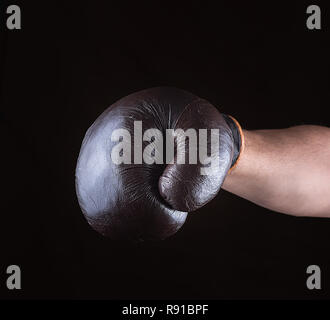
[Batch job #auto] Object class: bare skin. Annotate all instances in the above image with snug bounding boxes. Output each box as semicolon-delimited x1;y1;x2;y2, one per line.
222;125;330;217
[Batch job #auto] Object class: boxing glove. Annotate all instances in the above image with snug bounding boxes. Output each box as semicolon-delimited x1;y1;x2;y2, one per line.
75;87;243;240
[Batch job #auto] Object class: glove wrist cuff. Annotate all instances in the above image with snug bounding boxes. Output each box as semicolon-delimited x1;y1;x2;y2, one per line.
222;114;245;170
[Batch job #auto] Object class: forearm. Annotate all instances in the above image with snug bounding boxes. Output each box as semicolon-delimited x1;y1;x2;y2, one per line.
222;125;330;217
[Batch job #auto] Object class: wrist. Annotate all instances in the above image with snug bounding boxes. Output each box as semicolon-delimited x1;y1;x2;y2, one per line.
222;114;245;171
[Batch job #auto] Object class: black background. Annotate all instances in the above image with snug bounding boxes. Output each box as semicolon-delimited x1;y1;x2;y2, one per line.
0;1;329;299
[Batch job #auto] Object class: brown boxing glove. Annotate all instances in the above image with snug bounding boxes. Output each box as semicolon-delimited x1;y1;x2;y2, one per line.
75;87;243;241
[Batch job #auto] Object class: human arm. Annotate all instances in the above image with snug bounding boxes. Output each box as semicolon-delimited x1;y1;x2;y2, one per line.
222;125;330;217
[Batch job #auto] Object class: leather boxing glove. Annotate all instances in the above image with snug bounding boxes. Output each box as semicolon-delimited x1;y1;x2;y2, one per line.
75;87;243;240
